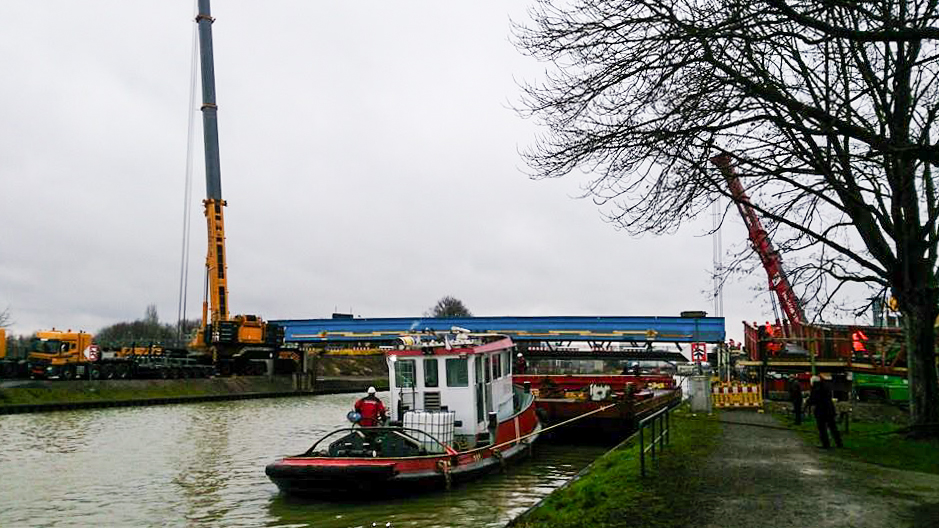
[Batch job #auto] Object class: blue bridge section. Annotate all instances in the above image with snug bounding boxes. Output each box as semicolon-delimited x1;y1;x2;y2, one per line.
273;316;725;345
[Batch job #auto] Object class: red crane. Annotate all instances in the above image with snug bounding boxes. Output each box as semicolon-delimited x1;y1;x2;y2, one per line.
710;153;805;327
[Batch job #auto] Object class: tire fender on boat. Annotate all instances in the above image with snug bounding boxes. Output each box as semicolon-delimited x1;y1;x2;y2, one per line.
492;448;506;473
435;459;452;490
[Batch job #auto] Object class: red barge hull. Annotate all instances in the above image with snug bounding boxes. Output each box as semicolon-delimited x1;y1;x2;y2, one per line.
514;374;681;435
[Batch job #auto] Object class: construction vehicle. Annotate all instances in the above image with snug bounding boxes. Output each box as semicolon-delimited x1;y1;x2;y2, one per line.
187;0;283;375
710;154;920;399
1;328;16;378
26;329;213;380
0;328;27;379
852;372;910;403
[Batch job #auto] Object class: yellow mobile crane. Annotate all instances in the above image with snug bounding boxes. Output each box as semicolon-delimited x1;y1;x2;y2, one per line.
188;0;282;375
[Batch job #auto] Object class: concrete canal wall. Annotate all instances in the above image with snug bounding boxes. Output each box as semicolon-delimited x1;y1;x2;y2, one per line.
0;375;388;415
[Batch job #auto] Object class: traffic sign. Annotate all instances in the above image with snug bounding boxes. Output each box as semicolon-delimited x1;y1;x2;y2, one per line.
83;345;99;362
691;342;706;363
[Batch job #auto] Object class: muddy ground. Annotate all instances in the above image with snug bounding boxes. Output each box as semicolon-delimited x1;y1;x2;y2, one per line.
764;399;909;425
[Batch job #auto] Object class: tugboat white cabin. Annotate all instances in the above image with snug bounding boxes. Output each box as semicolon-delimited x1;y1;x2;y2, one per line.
388;331;517;449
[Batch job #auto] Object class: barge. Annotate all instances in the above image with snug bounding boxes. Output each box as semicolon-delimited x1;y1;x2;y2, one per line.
514;374;681;436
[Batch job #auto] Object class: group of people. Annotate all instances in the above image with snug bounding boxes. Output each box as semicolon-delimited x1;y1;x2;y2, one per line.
788;374;843;449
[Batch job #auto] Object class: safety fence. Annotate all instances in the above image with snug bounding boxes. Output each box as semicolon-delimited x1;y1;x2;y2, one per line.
711;382;763;409
639;404;673;477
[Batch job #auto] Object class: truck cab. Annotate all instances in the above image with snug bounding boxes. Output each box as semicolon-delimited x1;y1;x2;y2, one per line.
27;330;94;380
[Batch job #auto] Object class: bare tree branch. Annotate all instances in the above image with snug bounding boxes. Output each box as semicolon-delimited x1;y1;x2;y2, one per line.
515;0;939;436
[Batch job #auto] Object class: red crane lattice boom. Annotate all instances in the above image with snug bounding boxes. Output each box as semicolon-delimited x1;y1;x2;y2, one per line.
710;153;805;327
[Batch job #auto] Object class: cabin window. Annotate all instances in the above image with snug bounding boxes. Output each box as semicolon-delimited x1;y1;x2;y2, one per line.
492;353;502;379
504;351;512;375
423;358;439;388
484;356;491;382
445;358;469;387
395;359;416;388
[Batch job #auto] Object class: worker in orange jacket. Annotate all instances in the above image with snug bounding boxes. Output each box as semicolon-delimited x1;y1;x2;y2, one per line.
764;322;781;356
852;329;869;357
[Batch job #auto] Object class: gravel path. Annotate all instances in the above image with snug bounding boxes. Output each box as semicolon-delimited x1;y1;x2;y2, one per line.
698;410;939;528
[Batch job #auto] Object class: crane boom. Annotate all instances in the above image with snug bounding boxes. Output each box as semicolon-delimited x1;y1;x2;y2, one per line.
196;0;228;326
190;0;281;373
710;153;805;326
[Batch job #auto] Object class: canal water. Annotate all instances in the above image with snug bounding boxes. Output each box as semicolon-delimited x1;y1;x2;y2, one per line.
0;392;609;527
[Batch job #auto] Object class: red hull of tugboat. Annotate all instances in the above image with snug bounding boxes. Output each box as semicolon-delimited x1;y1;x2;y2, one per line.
266;394;541;496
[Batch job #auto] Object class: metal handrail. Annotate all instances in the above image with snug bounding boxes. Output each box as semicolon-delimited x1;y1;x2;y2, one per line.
303;426;450;456
638;403;673;477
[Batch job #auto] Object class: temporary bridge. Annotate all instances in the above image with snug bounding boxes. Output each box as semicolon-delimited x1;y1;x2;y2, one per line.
273;315;725;361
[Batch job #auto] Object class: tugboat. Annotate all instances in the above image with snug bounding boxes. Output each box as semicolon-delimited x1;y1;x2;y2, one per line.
265;331;541;496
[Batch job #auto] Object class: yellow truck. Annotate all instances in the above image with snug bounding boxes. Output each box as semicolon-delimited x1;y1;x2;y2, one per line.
0;327;29;378
27;329;213;380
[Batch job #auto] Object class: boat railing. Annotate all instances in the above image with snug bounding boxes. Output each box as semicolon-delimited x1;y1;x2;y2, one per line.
303;426;453;457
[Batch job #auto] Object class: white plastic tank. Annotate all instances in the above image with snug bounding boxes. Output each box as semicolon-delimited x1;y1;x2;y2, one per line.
403;410;455;453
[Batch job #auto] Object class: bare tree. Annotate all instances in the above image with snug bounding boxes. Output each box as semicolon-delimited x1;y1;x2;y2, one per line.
0;307;10;329
426;296;473;318
96;305;177;346
515;0;939;436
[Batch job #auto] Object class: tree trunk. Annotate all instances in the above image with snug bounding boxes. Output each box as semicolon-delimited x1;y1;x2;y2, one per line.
904;296;939;438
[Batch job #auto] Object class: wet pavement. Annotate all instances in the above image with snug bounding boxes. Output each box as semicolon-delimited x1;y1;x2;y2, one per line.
700;410;939;528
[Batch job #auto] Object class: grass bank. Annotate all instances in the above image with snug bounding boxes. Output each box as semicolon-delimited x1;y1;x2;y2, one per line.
0;377;298;406
0;376;388;410
512;404;721;528
768;401;939;475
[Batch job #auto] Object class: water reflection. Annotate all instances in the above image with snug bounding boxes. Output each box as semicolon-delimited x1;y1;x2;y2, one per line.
6;409;101;457
0;394;607;527
171;403;234;524
263;441;607;528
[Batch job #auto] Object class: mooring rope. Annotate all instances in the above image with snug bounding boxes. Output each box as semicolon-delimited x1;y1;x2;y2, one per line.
462;401;621;456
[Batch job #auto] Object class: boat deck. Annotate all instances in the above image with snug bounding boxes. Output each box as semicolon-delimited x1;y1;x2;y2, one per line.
514;374;681;437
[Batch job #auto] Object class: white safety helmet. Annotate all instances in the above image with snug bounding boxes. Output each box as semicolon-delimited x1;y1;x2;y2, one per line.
517;353;523;358
367;386;377;394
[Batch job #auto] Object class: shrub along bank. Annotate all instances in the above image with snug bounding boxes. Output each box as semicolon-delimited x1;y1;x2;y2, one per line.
511;404;721;528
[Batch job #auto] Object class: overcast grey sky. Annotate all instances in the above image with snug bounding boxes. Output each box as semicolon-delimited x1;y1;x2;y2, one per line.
0;1;784;344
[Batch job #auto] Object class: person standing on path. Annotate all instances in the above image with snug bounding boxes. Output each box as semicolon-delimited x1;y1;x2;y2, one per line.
787;376;803;425
806;375;842;448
